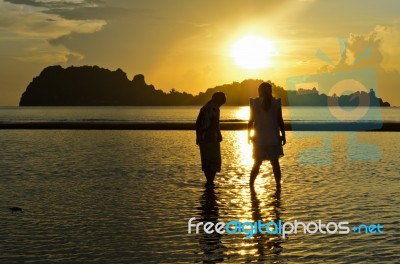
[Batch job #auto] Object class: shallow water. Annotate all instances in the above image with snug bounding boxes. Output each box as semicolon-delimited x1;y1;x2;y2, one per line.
1;106;399;122
0;130;399;263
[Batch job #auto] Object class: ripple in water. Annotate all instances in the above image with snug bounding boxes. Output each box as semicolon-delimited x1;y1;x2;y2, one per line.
0;130;399;263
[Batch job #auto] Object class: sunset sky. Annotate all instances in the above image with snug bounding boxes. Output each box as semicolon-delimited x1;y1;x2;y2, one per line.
1;0;400;106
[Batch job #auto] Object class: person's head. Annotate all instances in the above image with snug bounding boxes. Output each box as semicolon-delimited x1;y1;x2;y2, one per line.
258;82;272;98
258;82;273;111
211;92;226;107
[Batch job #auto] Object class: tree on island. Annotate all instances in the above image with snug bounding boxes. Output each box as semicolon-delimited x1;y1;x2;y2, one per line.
19;65;390;107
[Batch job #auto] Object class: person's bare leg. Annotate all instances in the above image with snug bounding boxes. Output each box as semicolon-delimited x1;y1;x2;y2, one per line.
270;159;281;189
204;171;216;185
250;160;262;187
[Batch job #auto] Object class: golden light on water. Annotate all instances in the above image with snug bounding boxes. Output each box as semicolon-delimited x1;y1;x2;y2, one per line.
220;112;284;245
229;131;275;196
236;131;253;168
230;106;275;193
226;131;283;258
234;107;250;121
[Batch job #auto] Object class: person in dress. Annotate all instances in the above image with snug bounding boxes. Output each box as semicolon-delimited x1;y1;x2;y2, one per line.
196;92;226;185
248;82;286;189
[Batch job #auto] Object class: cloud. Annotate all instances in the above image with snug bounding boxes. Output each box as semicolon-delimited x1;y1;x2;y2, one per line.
371;25;400;72
296;58;311;65
4;0;101;9
0;0;105;66
317;25;400;105
344;25;400;72
0;1;106;39
14;49;84;64
4;0;157;21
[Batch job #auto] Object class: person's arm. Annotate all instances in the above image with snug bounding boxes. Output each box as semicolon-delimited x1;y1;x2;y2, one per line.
195;111;202;145
277;101;286;146
216;107;223;142
196;108;209;145
248;100;254;144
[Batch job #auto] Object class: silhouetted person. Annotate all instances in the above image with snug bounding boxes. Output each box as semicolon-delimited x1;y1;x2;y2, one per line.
196;92;226;185
248;82;286;189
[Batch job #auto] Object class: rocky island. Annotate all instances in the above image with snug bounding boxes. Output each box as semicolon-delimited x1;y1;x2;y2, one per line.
19;65;390;107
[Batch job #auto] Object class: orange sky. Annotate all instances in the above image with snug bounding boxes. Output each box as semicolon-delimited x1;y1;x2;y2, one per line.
1;0;400;105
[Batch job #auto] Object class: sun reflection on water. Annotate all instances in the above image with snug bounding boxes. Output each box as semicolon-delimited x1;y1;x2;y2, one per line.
233;131;274;192
216;131;285;260
236;131;253;167
233;107;250;121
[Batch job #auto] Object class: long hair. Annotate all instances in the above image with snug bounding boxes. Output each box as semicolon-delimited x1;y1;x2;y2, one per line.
258;82;272;112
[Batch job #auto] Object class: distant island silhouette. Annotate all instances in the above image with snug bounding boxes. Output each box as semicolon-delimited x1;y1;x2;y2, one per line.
19;65;390;107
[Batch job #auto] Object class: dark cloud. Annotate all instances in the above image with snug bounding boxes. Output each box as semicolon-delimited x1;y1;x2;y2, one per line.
5;0;154;23
4;0;104;9
44;6;149;20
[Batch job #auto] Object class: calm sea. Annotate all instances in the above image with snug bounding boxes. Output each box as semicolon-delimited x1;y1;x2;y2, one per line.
0;107;399;263
0;106;399;123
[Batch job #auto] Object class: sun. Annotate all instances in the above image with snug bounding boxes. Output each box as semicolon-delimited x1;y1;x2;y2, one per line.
230;35;277;70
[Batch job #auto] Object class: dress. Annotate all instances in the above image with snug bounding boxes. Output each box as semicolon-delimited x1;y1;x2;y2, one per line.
250;97;284;161
196;101;222;172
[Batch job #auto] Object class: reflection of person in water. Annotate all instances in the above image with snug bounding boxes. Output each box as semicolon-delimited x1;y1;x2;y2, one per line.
250;188;283;259
248;82;286;189
197;184;224;263
196;92;227;185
